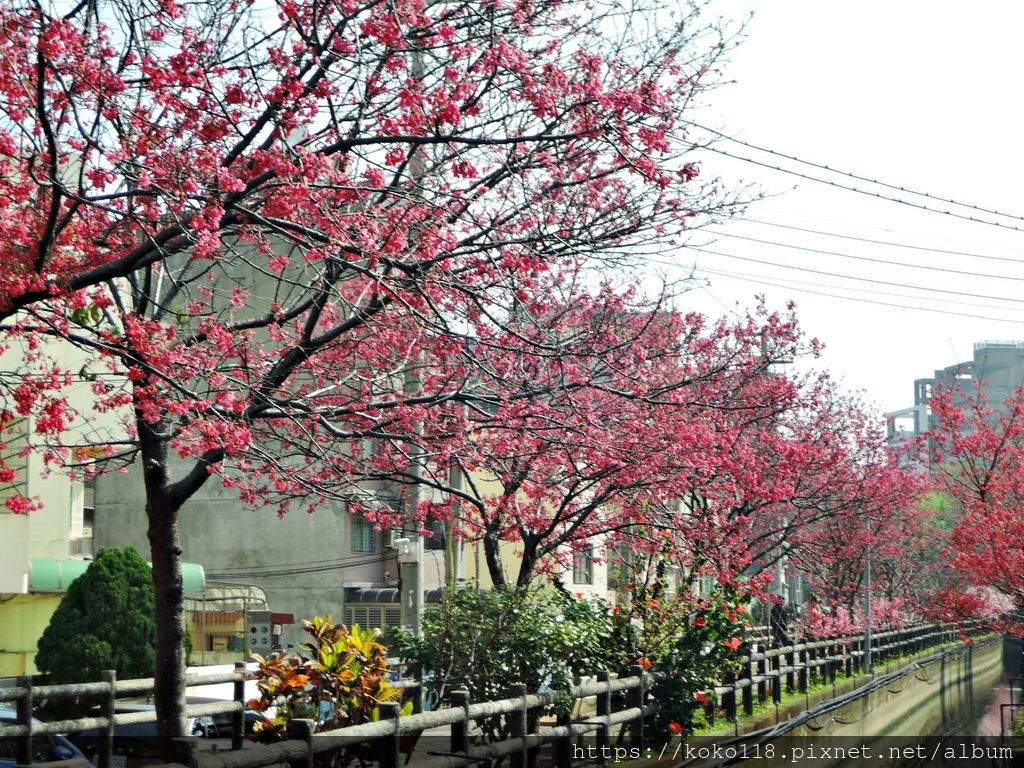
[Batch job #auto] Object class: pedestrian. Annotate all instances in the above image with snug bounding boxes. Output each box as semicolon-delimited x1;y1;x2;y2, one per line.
769;594;791;648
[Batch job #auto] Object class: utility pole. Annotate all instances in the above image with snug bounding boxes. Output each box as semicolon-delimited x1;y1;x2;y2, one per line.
444;462;463;586
399;35;428;635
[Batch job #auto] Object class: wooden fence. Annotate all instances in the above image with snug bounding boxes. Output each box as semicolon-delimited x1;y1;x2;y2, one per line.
0;666;655;768
0;666;251;768
0;621;979;768
710;622;972;724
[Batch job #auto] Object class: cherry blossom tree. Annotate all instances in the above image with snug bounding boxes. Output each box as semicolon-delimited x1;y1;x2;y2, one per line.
785;455;938;619
671;367;924;597
0;0;747;749
369;291;927;603
399;294;818;588
928;384;1024;626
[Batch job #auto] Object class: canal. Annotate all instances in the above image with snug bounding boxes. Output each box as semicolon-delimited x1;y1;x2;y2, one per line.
682;636;1021;767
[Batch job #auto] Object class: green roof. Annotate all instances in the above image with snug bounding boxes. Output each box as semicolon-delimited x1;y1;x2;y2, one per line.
29;558;205;594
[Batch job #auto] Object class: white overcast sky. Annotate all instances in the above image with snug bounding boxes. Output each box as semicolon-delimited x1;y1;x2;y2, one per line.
670;0;1024;414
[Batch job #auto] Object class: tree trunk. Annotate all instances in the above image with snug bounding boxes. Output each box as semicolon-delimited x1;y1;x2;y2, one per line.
147;492;187;758
138;411;187;758
484;528;505;587
515;540;538;588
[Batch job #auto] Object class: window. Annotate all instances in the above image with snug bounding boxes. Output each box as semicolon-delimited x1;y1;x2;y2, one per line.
424;518;446;551
699;575;717;597
351;514;378;554
69;478;96;556
0;418;29;513
572;548;594;585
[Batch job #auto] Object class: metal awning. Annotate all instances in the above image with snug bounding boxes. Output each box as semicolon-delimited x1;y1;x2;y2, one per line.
29;558;205;594
344;586;443;604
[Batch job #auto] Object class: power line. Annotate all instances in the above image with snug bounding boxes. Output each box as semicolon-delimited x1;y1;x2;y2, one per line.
684;246;1024;305
699;229;1024;284
736;216;1024;266
693;264;1024;325
206;552;392;579
752;204;1024;251
686;122;1024;225
685;143;1024;235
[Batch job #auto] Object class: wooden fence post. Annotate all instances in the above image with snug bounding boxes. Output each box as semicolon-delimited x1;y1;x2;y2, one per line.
742;656;754;717
410;682;423;715
15;675;32;768
595;672;611;768
626;665;645;755
797;645;808;695
785;646;796;692
722;671;736;723
555;687;571;768
289;718;315;768
99;670;117;768
450;690;470;755
378;702;401;768
508;684;527;768
232;661;246;751
771;651;782;706
172;737;200;768
757;649;768;704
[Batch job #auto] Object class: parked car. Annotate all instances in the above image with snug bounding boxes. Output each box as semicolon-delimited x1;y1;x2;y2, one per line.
0;705;94;768
70;699;268;768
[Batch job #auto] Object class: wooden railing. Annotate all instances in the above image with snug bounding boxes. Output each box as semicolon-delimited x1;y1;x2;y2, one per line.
0;665;251;768
185;669;656;768
709;621;979;725
0;622;980;768
0;666;654;768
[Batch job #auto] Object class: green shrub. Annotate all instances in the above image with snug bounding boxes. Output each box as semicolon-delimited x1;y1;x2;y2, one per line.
36;546;158;683
393;584;617;705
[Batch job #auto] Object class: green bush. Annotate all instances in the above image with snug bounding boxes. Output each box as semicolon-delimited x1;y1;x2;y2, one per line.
393;579;750;742
36;546;158;684
393;584;617;706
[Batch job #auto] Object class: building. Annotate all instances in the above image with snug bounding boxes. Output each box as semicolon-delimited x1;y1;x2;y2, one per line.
0;336;107;676
886;340;1024;457
93;463;624;650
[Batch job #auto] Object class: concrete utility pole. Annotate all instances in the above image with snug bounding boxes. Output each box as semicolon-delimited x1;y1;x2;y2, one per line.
445;463;464;586
399;36;428;636
400;364;424;636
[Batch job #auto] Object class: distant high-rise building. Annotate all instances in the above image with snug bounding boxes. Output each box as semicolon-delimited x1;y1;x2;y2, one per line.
887;341;1024;462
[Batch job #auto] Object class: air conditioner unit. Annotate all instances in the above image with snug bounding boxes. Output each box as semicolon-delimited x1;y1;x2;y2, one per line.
384;529;400;549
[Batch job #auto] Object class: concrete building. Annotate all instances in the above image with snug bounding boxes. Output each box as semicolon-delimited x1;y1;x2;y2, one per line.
93;467;435;649
93;461;619;651
886;340;1024;455
0;336;109;676
0;336;270;674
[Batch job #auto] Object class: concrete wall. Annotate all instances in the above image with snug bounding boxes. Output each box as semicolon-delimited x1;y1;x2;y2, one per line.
94;463;446;649
0;593;60;676
0;330;128;594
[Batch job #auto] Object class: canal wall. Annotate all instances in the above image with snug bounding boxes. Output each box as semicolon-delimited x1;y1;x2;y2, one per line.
774;637;1004;740
684;639;1009;767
